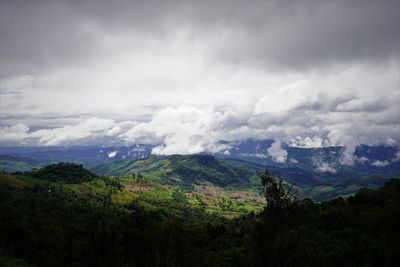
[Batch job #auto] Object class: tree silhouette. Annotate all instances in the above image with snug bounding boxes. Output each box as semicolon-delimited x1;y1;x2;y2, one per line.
260;170;296;211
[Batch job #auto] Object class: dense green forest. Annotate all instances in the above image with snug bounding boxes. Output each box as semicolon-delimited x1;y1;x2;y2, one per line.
0;164;399;266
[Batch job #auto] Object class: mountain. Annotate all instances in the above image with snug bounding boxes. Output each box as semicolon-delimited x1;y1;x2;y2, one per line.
220;139;400;178
223;158;320;186
93;154;257;188
93;154;394;201
1;145;389;201
1;140;399;183
0;144;154;168
30;162;99;183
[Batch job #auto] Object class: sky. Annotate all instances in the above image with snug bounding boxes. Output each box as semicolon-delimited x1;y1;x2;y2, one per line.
0;0;399;162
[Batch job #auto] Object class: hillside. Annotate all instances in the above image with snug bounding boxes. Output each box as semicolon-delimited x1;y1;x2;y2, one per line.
1;165;399;266
31;162;99;183
2;142;399;181
93;154;392;201
0;154;47;173
93;154;257;187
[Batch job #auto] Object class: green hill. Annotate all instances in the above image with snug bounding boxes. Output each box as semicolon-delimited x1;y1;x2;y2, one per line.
93;154;257;187
93;155;396;201
31;162;98;183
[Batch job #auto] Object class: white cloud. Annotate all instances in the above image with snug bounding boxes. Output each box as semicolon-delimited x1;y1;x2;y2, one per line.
267;139;288;163
315;163;337;174
107;121;137;136
0;61;398;161
313;157;337;173
356;156;369;164
286;136;330;148
248;63;400;165
108;151;118;158
239;153;268;158
371;160;390;167
393;151;400;162
120;106;230;155
386;138;397;146
0;123;29;144
29;118;115;146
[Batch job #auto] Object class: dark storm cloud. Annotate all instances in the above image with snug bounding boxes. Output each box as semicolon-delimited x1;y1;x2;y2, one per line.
1;0;399;78
0;0;101;77
207;0;400;71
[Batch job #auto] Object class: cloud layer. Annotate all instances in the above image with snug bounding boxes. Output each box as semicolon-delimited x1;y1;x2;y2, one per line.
1;0;399;160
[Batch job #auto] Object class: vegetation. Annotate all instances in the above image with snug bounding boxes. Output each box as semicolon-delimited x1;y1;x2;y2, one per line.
0;163;399;266
31;162;98;183
94;154;257;188
93;155;393;201
1;153;395;201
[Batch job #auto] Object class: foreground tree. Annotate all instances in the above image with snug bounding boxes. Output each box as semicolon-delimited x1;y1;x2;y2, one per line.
260;171;296;211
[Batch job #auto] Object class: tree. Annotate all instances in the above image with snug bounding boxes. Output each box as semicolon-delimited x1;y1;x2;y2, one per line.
260;170;296;211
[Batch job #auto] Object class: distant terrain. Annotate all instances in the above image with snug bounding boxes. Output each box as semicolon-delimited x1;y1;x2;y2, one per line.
1;139;399;202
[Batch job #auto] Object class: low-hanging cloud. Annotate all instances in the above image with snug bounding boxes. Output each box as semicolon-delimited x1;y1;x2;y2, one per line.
313;156;337;174
120;106;230;155
28;118;116;146
0;123;29;145
371;160;390;167
267;139;288;163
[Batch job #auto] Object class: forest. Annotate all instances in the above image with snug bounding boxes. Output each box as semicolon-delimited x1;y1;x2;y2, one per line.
0;164;399;266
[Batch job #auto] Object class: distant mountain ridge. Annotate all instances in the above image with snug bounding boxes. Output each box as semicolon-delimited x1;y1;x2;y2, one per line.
1;139;399;181
0;150;394;201
93;154;256;188
93;154;391;201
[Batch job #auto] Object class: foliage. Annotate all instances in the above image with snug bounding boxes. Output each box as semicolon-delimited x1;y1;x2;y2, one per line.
31;162;98;183
260;171;296;211
0;164;399;266
93;154;256;188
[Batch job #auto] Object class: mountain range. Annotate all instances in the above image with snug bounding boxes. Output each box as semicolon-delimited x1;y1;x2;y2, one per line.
1;139;398;179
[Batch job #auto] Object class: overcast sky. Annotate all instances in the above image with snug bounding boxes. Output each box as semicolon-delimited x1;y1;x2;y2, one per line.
0;0;399;161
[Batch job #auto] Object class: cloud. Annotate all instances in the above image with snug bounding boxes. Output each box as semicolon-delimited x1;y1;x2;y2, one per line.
29;118;115;146
0;0;399;161
212;1;400;71
371;160;390;167
0;123;29;145
312;157;337;174
120;106;230;155
356;156;369;165
107;121;138;136
3;1;399;77
223;150;230;156
267;139;288;163
315;163;337;174
286;136;330;148
107;151;117;158
394;151;400;162
248;63;400;165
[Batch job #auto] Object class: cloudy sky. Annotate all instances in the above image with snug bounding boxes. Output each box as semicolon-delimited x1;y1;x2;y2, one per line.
0;0;399;160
